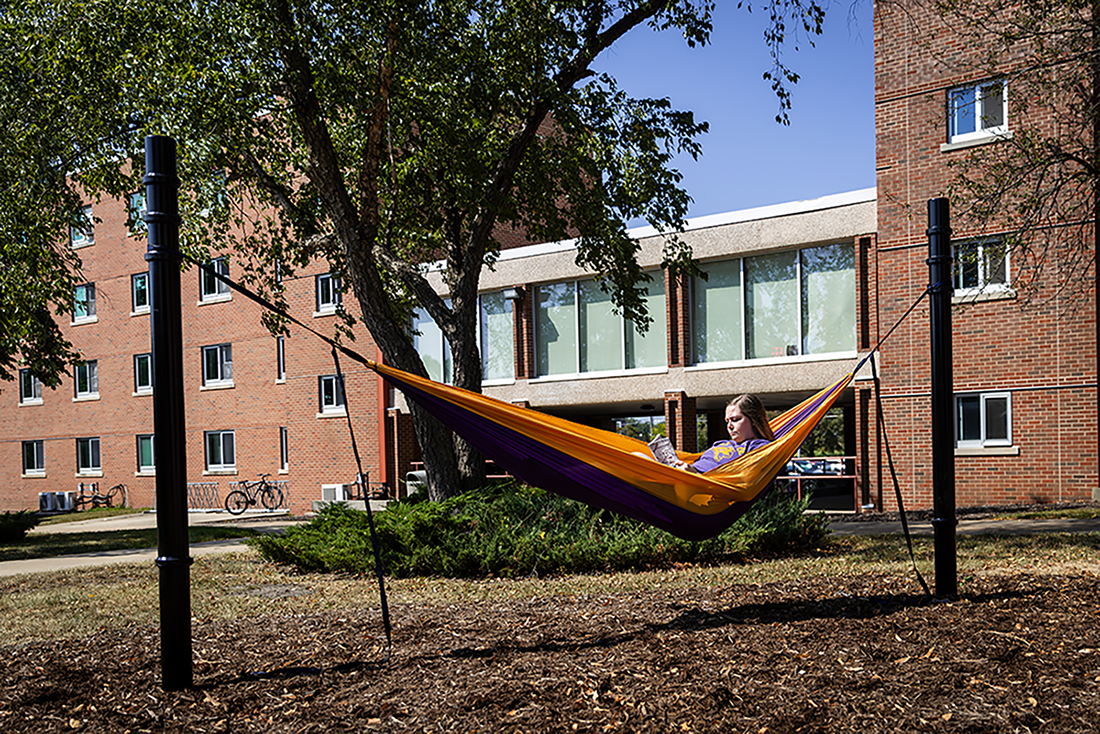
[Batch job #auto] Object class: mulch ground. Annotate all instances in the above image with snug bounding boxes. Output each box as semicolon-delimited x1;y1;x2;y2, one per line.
3;572;1099;733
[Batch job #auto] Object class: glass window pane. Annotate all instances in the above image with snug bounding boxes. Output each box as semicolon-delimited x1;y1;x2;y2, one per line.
958;396;981;441
954;242;979;289
746;251;799;359
578;280;621;372
536;282;577;376
222;433;234;465
980;82;1004;129
626;275;667;369
983;241;1007;285
133;273;148;309
985;396;1009;441
950;86;976;138
412;307;451;383
692;259;742;363
801;243;855;355
480;292;514;381
138;436;154;470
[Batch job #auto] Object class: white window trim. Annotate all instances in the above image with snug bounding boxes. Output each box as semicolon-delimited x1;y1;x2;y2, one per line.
199;258;232;304
137;434;155;474
73;361;99;401
276;336;286;383
22;440;46;477
953;238;1011;298
19;370;43;406
134;353;153;395
279;426;289;473
314;273;343;316
947;79;1009;146
131;273;150;315
76;437;102;475
204;430;236;473
318;374;347;416
955;391;1013;449
70;205;94;249
72;283;98;325
201;344;234;388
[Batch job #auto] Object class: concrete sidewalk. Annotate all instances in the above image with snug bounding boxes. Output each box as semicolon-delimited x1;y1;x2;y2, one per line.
1;510;302;578
827;515;1100;537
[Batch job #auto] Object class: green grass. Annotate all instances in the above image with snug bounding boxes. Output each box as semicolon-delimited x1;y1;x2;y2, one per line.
0;525;261;562
38;507;146;526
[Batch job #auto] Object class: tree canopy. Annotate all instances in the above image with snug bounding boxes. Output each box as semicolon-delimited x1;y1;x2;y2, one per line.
1;0;827;498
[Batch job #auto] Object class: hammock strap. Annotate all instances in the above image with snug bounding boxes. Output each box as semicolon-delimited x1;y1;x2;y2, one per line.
184;254;392;650
870;352;931;597
332;345;393;654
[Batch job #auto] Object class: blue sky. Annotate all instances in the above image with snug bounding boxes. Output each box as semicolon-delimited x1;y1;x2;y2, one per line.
596;1;875;219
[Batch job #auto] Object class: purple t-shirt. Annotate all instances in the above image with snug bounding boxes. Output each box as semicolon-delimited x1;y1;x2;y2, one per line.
691;438;771;473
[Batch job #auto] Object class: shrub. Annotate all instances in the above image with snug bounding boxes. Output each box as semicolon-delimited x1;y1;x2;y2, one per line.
0;511;43;544
248;481;829;578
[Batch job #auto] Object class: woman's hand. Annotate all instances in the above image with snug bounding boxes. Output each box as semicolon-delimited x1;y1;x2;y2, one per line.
672;460;696;473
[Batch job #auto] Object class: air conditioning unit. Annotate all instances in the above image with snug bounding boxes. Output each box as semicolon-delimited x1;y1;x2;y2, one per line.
38;492;57;512
320;484;348;502
405;470;428;497
55;491;76;512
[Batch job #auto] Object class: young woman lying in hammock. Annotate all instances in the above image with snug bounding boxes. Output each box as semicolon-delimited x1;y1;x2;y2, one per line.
673;394;776;473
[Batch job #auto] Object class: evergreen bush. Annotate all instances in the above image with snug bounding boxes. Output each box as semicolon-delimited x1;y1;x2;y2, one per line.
248;481;830;578
0;511;43;544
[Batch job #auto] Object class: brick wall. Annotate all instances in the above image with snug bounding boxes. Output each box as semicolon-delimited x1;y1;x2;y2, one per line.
872;0;1098;508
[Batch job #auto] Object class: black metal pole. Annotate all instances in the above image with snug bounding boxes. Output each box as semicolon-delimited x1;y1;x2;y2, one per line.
145;136;193;690
926;197;957;598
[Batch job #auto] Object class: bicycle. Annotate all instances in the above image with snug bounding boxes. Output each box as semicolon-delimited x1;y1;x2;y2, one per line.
74;482;125;510
224;473;284;515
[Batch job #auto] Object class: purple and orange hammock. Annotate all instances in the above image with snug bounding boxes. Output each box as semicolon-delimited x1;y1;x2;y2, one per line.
363;359;855;541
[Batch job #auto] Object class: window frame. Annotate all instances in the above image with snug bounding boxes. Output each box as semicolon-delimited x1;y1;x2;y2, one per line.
74;360;99;400
276;335;286;382
199;257;231;303
204;430;236;472
279;426;289;472
137;434;155;473
73;283;97;324
19;369;43;405
132;272;150;313
201;344;234;388
76;436;102;475
315;273;343;313
953;237;1010;296
127;191;147;234
70;204;94;248
955;391;1013;448
948;78;1008;145
134;353;153;394
22;440;45;476
318;374;346;415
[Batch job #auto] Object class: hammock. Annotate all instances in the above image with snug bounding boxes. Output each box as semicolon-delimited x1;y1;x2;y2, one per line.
366;359;855;541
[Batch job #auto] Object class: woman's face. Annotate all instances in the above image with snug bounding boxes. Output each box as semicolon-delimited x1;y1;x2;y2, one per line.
725;403;758;443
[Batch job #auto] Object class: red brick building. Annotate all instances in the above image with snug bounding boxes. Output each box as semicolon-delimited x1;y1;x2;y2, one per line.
870;0;1098;508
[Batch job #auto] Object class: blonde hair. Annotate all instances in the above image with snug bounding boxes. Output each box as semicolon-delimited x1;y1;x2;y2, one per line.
728;394;775;442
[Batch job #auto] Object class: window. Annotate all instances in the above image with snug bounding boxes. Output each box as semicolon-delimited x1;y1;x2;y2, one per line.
276;336;286;381
19;369;43;405
132;272;150;313
70;204;94;248
76;437;101;474
134;353;152;394
692;243;855;365
279;427;289;472
319;375;346;414
137;434;155;473
956;392;1012;448
200;257;230;302
535;276;666;377
201;344;233;387
22;440;45;475
954;238;1009;295
316;273;342;313
73;283;97;323
128;192;147;233
204;430;236;472
948;79;1007;144
74;361;99;399
412;305;453;384
480;291;515;382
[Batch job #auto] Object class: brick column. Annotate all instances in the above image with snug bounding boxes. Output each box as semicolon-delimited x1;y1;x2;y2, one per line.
664;390;698;453
511;285;534;379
